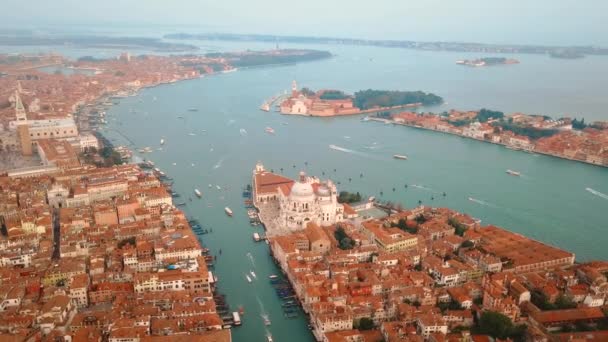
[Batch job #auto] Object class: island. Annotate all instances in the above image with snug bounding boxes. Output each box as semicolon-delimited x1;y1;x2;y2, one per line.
369;109;608;167
456;57;519;67
265;82;443;116
204;49;332;68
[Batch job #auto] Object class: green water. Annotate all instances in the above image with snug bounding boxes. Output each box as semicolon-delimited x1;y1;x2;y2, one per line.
98;47;608;342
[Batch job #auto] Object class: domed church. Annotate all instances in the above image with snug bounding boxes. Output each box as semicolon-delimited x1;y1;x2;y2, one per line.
252;162;344;231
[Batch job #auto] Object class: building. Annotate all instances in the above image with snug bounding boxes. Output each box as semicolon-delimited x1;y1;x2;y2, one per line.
36;139;80;169
253;163;344;230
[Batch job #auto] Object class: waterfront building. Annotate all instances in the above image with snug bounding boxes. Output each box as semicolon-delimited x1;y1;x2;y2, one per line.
253;162;344;231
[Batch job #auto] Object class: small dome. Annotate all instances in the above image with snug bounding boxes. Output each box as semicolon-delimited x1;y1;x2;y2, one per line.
317;185;330;196
290;182;314;198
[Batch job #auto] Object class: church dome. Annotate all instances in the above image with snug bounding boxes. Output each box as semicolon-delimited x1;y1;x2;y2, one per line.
317;185;330;197
290;181;314;198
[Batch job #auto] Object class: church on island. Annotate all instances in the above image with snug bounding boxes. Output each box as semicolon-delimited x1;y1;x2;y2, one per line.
252;162;344;231
279;81;359;116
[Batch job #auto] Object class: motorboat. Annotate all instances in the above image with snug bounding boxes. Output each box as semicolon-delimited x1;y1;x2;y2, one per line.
225;207;233;216
393;154;408;160
506;169;521;176
194;189;202;198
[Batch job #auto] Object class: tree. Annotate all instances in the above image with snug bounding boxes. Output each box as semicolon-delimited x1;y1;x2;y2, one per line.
334;226;355;250
476;311;518;340
461;240;475;248
448;217;468;236
358;317;374;330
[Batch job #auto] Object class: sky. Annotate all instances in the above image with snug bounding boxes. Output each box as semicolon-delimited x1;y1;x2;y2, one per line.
2;0;608;46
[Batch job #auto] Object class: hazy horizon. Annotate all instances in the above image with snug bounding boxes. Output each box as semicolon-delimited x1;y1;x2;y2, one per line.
2;0;608;46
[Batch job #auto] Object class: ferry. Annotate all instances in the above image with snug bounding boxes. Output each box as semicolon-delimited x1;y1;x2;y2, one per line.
393;154;408;160
194;189;202;198
160;138;165;145
253;233;261;242
225;207;233;216
245;274;252;283
232;312;242;326
506;169;521;176
260;102;270;112
265;127;275;134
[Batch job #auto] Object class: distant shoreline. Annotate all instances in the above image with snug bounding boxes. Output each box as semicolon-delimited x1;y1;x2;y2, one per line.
165;33;608;59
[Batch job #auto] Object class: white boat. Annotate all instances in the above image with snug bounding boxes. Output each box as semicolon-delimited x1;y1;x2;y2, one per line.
225;207;233;216
267;334;273;342
208;184;212;188
232;312;242;326
393;154;408;160
188;132;196;136
506;169;521;176
194;189;202;198
265;127;275;134
216;185;221;190
246;274;252;283
253;233;261;242
240;128;248;135
269;274;278;279
329;144;350;153
160;138;165;145
250;271;257;279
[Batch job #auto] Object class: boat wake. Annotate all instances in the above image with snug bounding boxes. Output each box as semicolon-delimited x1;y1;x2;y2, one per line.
468;197;498;208
227;119;236;125
411;184;435;193
329;144;354;153
213;157;224;169
586;187;608;200
239;128;247;136
247;252;256;268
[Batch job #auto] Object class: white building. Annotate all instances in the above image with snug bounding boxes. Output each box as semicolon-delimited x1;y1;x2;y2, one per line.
277;171;344;230
79;133;99;151
253;163;344;231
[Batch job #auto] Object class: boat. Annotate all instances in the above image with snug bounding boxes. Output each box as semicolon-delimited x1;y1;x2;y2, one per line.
240;128;247;135
208;184;212;188
238;306;245;315
267;334;273;342
260;102;270;112
225;207;233;216
506;169;521;176
269;275;278;280
245;274;252;283
216;185;221;190
232;312;241;326
194;189;202;198
393;154;408;160
160;138;165;145
265;127;275;134
250;271;257;279
253;233;261;242
262;314;271;326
